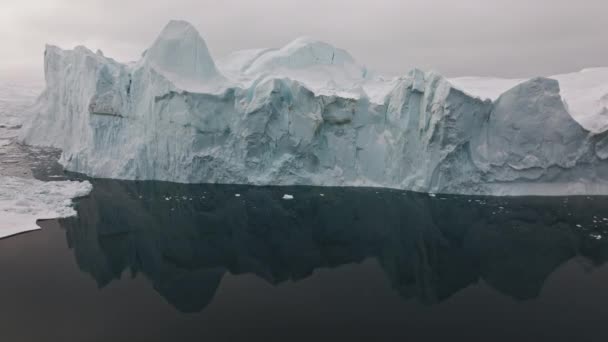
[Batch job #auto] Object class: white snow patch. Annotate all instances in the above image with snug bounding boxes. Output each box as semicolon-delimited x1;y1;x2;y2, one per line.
449;76;524;101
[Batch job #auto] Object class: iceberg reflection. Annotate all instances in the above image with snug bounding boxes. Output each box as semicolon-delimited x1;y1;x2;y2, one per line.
59;179;608;312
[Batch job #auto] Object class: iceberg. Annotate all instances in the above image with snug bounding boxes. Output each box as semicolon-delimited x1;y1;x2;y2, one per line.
19;20;608;196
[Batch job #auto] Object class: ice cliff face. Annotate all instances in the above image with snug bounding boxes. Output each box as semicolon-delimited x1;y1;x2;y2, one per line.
20;20;608;195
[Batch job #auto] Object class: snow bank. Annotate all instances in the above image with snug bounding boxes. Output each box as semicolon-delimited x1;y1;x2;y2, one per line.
18;20;608;196
0;176;92;238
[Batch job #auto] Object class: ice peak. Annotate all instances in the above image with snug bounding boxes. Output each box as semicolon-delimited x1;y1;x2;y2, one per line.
143;20;222;84
158;20;200;39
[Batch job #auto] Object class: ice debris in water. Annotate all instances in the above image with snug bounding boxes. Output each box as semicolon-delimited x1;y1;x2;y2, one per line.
590;233;603;240
0;176;92;239
282;194;294;200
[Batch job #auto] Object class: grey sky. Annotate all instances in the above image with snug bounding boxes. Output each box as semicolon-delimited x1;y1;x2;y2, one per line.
1;0;606;80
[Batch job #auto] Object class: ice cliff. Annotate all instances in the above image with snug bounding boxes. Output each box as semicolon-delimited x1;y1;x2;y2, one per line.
20;20;608;195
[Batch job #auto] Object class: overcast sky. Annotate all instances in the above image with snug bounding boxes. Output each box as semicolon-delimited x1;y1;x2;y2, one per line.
1;0;606;80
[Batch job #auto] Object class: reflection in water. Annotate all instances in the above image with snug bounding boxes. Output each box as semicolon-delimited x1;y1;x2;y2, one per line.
59;179;608;313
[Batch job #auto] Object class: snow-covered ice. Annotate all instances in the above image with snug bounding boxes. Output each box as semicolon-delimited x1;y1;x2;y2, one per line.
217;36;377;101
448;77;524;102
0;176;91;238
17;20;608;196
450;67;608;133
0;78;91;238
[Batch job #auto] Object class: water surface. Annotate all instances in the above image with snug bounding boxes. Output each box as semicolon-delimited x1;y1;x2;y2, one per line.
1;179;608;341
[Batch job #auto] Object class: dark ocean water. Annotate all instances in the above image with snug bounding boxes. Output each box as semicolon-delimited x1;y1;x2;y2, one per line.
2;178;608;341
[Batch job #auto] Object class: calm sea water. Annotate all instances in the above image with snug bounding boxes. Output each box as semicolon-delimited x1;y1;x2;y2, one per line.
2;178;608;341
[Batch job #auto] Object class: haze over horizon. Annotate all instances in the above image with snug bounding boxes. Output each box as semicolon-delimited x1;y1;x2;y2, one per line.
1;0;606;80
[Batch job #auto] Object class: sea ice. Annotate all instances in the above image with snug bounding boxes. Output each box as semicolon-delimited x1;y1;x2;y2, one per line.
0;176;92;238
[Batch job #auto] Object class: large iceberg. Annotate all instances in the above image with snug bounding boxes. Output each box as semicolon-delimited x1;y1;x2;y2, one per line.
20;20;608;196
